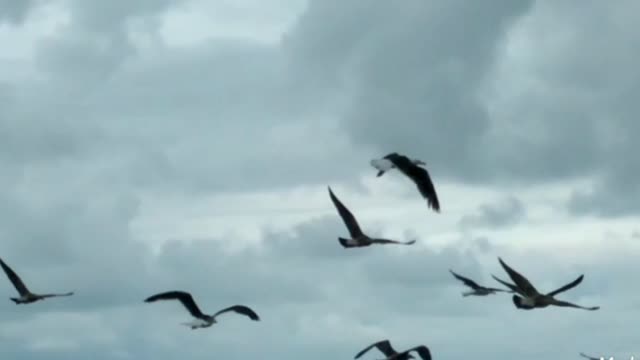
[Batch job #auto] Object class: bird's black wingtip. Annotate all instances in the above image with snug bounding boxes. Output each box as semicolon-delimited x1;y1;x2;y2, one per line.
338;237;350;248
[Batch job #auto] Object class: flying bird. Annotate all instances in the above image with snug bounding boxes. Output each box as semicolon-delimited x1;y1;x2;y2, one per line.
144;290;260;329
355;339;432;360
492;257;600;311
328;186;416;248
370;152;440;212
370;153;426;177
449;269;512;296
579;353;602;360
0;257;74;304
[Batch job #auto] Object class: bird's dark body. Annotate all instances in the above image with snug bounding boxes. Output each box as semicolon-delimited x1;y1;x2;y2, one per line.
512;295;536;310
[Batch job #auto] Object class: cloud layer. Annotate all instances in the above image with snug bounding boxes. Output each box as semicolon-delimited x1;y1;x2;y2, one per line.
1;0;639;359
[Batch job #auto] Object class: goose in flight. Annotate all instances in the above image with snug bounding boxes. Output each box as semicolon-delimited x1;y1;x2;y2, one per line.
492;257;600;311
144;290;260;329
328;186;416;248
355;339;432;360
370;152;440;212
449;269;512;296
0;257;73;304
579;352;603;360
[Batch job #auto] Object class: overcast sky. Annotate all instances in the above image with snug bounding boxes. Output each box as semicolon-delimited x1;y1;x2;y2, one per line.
0;0;638;359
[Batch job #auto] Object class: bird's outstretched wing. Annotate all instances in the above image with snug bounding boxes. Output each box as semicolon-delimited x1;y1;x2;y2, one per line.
370;238;416;246
384;153;440;212
449;269;481;290
552;300;600;311
144;290;207;319
484;287;512;293
491;274;522;294
0;257;31;296
355;339;398;359
497;257;540;297
328;186;364;239
408;166;440;212
545;274;585;297
40;292;74;298
401;345;432;360
579;352;600;360
212;305;260;321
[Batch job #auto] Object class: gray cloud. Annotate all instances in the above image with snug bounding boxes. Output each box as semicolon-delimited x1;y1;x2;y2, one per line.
458;195;526;229
7;0;637;214
0;0;35;25
0;176;492;359
284;0;640;220
309;0;536;183
505;1;640;217
2;208;636;360
67;0;180;31
1;2;373;197
1;0;640;359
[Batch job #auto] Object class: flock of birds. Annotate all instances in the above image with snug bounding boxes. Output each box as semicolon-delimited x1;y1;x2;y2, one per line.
0;151;606;359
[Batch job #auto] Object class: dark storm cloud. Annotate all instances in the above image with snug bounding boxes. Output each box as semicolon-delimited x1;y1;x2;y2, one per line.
492;1;640;217
282;0;640;219
287;0;536;183
458;195;526;229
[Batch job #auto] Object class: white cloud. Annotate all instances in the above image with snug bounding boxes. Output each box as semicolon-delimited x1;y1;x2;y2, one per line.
158;0;306;46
